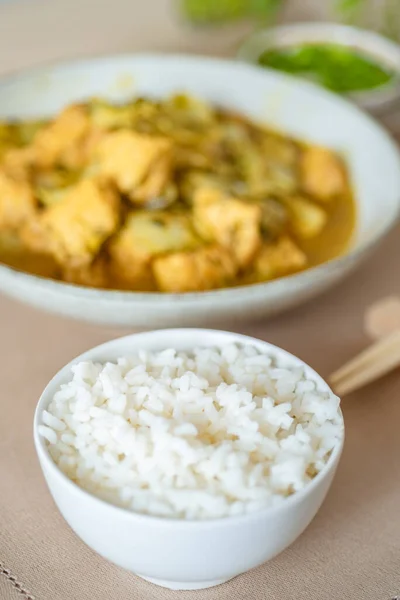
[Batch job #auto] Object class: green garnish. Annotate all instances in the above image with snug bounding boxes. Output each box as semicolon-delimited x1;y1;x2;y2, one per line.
258;43;395;93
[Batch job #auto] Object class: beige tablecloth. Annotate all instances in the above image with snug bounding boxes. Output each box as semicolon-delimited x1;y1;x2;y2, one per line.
1;2;400;599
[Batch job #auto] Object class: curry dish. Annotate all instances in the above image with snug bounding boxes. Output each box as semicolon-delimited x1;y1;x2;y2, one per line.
0;94;355;292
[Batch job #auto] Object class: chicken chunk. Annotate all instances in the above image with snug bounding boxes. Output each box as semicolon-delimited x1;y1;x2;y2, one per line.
2;146;35;180
61;257;108;288
0;171;36;231
193;188;261;268
255;237;307;281
31;105;91;170
96;130;173;203
301;146;345;202
22;179;119;266
20;216;52;255
60;127;105;172
153;244;237;292
134;152;172;202
283;195;327;239
109;211;199;288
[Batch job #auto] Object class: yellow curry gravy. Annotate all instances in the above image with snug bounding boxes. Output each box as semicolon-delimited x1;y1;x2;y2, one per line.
0;94;356;292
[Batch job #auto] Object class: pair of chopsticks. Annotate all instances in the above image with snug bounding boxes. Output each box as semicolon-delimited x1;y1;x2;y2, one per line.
329;329;400;396
329;296;400;396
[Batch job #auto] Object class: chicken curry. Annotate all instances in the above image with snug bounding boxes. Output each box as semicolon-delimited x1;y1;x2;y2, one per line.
0;94;356;292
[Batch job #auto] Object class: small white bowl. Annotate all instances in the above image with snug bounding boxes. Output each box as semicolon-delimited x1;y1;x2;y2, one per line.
33;328;344;591
237;22;400;117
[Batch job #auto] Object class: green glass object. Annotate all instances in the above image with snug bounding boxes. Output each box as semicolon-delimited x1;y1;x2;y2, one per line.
336;0;364;18
179;0;281;24
258;43;395;93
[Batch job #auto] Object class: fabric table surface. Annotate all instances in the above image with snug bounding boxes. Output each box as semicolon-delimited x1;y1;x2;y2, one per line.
0;1;400;598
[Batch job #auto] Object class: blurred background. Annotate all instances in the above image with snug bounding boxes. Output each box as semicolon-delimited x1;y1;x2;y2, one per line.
0;0;399;76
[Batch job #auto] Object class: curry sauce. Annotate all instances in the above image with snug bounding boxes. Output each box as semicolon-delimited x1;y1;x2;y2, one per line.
0;94;356;292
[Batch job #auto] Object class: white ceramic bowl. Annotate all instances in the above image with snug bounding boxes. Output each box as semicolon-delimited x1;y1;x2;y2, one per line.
237;23;400;116
33;328;344;590
1;54;400;328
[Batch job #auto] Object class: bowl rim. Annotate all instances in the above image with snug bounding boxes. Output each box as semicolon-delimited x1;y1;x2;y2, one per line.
33;327;345;529
237;22;400;112
0;52;399;303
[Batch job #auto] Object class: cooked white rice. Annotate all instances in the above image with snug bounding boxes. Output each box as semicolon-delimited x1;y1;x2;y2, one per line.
39;344;342;520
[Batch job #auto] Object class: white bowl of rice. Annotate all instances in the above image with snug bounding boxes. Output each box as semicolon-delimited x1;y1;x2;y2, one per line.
34;329;344;590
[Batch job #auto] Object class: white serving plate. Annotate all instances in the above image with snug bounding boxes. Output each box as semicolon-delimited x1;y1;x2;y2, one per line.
33;328;344;590
0;54;399;327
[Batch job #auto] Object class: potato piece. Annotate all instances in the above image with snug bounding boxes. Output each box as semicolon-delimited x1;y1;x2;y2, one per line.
28;179;119;266
153;244;237;292
255;237;307;281
283;195;327;239
111;211;198;259
0;171;36;231
301;146;345;202
96;130;173;203
109;211;199;287
193;188;261;268
32;105;90;169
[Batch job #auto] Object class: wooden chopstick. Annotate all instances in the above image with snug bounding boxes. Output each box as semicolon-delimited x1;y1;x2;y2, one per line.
329;329;400;396
331;329;400;383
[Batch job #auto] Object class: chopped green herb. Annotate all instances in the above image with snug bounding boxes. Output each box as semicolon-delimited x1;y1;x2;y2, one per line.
258;43;395;93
